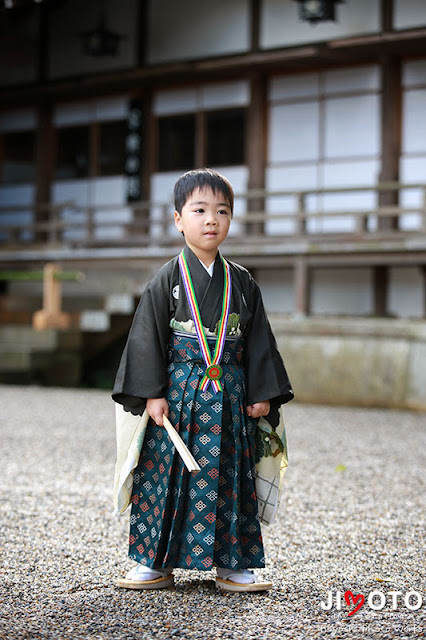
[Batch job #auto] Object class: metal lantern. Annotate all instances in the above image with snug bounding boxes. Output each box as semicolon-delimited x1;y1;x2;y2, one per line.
293;0;345;24
79;15;124;57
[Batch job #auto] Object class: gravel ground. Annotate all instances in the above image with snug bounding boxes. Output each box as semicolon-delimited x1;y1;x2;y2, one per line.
0;385;424;640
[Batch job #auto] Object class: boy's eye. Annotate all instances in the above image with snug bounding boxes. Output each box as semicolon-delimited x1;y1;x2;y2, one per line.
194;208;204;213
218;209;229;215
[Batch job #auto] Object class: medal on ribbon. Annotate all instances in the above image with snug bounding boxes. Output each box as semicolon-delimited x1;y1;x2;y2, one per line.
178;250;231;394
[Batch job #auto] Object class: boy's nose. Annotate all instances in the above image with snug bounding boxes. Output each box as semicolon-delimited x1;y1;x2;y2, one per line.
205;212;217;225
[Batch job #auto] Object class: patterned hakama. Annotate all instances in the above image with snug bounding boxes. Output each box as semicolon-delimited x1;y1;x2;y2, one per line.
128;332;265;571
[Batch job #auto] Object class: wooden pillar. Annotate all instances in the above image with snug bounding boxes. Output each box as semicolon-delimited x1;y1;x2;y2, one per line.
294;257;311;316
32;264;71;331
380;0;393;33
246;73;267;235
90;123;100;179
378;54;401;231
34;103;54;242
373;265;390;317
36;2;49;83
374;52;401;315
137;0;148;68
195;111;207;169
250;0;261;53
421;266;426;319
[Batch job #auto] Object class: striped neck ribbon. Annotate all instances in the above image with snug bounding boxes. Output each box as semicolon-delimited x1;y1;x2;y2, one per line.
178;250;231;393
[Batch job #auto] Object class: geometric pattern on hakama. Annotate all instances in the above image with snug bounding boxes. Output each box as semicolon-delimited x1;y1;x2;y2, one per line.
128;332;265;570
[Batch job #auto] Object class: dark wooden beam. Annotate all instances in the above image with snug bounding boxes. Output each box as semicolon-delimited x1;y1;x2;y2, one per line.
3;27;426;108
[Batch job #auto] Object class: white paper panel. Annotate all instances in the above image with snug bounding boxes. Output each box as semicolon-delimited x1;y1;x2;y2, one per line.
54;96;128;126
269;102;320;164
150;171;185;240
269;73;319;102
255;268;294;313
93;96;128;122
324;65;380;94
153;81;250;116
389;268;424;318
394;0;426;30
399;156;426;232
92;177;129;239
218;165;248;237
0;184;34;238
307;160;378;233
0;184;35;242
152;88;199;116
402;60;426;88
0;109;37;132
200;81;250;110
402;89;426;154
324;94;380;159
54;102;92;127
265;165;319;235
92;177;126;205
311;268;372;316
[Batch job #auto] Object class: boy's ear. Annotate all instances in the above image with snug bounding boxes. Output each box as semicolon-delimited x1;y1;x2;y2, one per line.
174;210;183;233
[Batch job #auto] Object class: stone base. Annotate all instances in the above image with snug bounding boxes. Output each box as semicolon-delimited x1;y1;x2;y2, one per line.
271;316;426;411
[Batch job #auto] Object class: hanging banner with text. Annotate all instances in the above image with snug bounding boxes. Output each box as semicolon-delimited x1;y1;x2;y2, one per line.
125;99;143;203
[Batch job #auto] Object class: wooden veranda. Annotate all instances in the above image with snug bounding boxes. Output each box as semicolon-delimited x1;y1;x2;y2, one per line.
1;181;426;318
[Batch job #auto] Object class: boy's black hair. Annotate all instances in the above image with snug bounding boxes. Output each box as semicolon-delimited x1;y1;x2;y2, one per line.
174;168;234;215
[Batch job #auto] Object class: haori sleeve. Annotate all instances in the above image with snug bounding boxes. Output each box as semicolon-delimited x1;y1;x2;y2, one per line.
244;275;294;428
112;267;171;415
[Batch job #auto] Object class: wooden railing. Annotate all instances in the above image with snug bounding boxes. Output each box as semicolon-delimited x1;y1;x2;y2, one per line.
1;182;426;249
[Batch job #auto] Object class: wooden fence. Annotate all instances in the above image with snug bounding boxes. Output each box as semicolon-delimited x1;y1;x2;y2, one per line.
1;182;426;249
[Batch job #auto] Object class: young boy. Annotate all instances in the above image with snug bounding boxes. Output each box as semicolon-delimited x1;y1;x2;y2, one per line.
113;168;293;592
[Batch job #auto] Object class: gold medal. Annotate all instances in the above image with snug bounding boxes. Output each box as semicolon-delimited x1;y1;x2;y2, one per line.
206;364;223;381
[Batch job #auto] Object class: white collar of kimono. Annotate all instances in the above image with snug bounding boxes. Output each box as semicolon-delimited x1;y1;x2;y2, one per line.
198;259;214;277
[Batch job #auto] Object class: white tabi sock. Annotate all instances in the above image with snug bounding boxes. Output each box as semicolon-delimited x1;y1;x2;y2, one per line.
216;568;257;584
126;565;173;581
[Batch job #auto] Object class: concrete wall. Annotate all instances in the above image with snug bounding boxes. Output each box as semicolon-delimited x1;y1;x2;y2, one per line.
270;316;426;411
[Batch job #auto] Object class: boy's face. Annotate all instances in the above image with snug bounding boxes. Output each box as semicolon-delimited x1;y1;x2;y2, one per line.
174;187;232;264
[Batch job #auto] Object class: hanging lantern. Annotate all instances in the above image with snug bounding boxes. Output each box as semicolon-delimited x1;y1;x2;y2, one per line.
293;0;345;25
79;15;124;57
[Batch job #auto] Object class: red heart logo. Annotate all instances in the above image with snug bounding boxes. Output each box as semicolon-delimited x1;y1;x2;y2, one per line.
344;590;365;616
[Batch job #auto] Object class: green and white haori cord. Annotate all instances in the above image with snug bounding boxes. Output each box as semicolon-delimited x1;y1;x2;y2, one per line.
178;251;231;394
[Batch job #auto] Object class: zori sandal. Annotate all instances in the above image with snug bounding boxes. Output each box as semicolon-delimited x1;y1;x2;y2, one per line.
116;565;174;590
215;569;272;593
